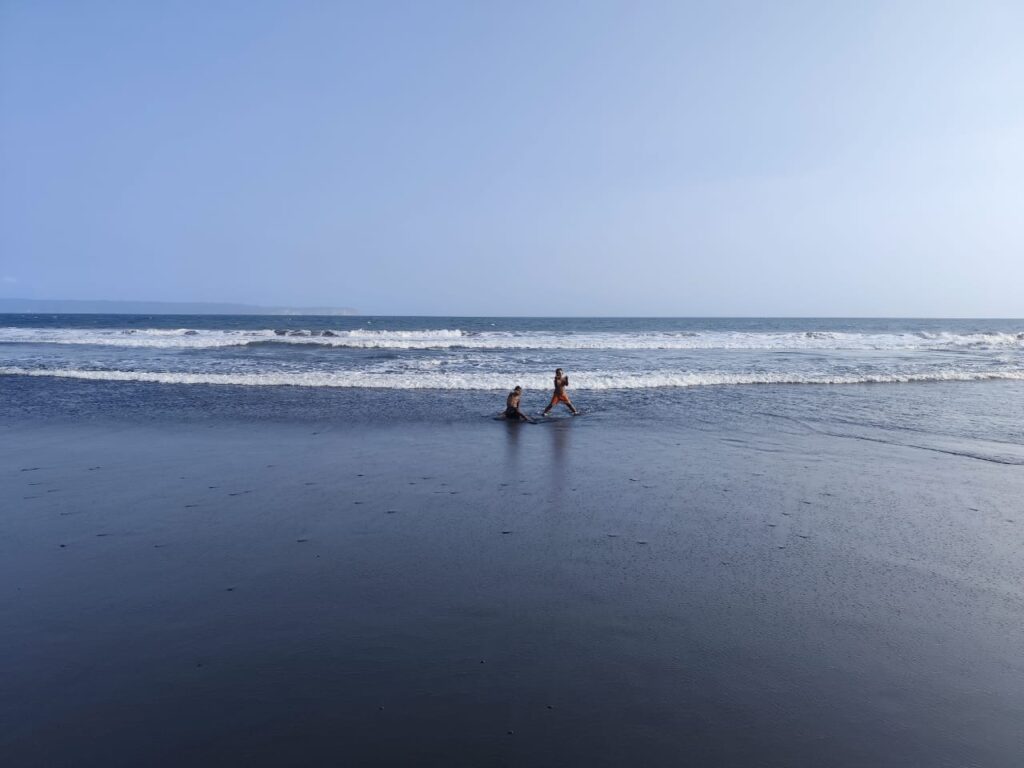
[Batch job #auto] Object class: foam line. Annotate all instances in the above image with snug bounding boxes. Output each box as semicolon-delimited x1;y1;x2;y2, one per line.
3;366;1023;390
2;327;1023;350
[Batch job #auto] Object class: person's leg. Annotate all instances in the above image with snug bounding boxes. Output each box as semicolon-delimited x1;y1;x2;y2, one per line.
542;394;558;416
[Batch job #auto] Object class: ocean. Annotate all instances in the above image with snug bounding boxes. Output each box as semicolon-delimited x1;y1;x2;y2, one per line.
2;314;1023;452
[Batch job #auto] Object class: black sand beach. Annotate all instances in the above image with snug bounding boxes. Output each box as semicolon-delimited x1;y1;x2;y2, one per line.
2;385;1023;767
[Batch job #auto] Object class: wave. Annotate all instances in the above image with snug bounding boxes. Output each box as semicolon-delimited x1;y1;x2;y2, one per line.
3;366;1023;390
2;327;1024;351
0;327;470;349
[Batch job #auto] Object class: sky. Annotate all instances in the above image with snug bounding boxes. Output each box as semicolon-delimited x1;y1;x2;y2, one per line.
1;1;1022;317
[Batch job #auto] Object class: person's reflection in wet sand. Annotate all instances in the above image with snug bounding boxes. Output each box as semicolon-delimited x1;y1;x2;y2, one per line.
503;417;522;476
548;420;571;500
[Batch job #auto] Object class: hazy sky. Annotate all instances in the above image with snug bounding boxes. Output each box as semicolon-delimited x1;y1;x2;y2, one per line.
2;1;1022;316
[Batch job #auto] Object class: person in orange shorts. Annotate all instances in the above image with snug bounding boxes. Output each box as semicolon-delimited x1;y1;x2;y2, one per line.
542;368;579;416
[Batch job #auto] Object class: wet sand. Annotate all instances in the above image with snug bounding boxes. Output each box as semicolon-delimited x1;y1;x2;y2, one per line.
2;416;1023;766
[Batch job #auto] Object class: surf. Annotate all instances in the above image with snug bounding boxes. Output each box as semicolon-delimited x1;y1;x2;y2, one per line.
2;326;1023;351
4;366;1024;390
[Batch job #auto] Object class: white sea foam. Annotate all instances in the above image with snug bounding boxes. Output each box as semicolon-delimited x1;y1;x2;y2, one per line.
2;327;1023;351
3;366;1023;390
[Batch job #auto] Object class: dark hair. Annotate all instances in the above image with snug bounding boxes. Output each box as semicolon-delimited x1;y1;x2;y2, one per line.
514;385;522;391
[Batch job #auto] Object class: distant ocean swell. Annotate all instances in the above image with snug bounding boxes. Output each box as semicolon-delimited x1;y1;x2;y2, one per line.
4;367;1024;390
2;327;1024;351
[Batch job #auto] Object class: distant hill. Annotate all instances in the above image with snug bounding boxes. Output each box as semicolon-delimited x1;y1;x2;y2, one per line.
0;298;359;316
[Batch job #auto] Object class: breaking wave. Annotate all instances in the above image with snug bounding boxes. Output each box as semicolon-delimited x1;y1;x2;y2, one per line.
2;327;1023;351
3;366;1023;390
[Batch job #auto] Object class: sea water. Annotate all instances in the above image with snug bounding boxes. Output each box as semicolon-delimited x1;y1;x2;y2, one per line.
2;315;1022;451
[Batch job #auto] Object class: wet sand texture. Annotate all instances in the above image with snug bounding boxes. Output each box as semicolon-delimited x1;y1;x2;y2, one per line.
2;419;1023;767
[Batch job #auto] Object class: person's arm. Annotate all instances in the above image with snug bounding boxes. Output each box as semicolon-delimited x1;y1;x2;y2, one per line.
515;406;536;423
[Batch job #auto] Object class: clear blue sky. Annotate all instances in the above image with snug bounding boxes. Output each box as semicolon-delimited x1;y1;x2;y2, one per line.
2;1;1022;316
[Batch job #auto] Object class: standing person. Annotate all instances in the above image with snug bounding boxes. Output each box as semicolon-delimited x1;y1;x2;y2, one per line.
542;368;579;416
503;386;535;422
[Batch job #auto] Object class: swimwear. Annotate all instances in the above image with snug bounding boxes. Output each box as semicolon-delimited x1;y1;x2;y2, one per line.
548;392;572;407
504;406;520;419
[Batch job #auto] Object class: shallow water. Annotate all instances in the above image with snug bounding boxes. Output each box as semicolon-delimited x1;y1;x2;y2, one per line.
3;315;1023;452
2;315;1022;390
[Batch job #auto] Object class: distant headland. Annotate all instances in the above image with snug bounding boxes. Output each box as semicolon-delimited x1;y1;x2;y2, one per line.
0;298;359;316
